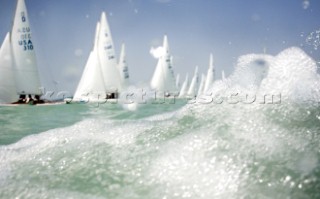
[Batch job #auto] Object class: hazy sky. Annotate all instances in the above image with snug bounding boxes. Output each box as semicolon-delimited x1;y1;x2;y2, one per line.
0;0;320;93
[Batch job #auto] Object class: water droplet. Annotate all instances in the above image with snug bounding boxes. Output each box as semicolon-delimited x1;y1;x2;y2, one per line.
306;29;320;50
302;0;310;10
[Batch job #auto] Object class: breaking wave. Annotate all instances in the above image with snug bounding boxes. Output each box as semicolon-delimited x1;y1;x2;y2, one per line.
1;47;320;199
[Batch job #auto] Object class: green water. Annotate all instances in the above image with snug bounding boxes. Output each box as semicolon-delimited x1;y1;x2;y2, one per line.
0;100;186;145
0;101;320;199
0;104;87;145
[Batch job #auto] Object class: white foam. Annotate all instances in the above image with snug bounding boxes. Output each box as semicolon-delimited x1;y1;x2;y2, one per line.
148;130;242;198
206;47;320;106
259;47;320;103
1;47;320;198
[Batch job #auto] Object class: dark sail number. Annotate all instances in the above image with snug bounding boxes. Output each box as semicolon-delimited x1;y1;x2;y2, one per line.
21;12;26;22
23;45;33;51
19;39;34;51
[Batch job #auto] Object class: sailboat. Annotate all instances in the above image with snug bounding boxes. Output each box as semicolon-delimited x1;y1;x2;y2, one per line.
71;12;122;103
0;0;44;105
150;35;177;97
118;43;130;90
187;66;199;98
203;53;215;93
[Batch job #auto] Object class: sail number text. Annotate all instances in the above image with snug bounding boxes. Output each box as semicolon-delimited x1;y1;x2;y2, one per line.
18;39;33;51
20;33;31;40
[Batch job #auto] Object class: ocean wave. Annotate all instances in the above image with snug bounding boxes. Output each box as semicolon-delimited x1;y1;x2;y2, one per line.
1;47;320;198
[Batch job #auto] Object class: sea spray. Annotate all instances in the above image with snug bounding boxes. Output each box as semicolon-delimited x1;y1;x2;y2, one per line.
0;47;320;198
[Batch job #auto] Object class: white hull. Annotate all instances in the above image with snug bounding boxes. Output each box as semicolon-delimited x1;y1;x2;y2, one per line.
0;102;65;107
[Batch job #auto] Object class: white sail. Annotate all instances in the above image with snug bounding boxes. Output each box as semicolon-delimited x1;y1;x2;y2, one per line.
165;54;177;92
175;73;180;90
204;53;215;92
150;54;163;90
197;73;206;97
187;66;199;97
0;33;18;103
73;22;106;101
222;70;226;81
118;43;130;89
97;12;121;92
11;0;42;95
93;22;100;51
178;74;189;98
73;50;105;101
150;35;177;94
169;55;176;88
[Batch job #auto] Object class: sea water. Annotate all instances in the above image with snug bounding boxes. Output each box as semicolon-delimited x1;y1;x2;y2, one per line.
0;47;320;199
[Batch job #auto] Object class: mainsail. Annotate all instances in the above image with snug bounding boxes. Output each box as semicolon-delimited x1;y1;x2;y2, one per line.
11;0;42;95
118;43;130;89
204;53;215;93
97;12;121;93
175;73;180;90
178;74;189;98
197;73;206;97
187;66;199;97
